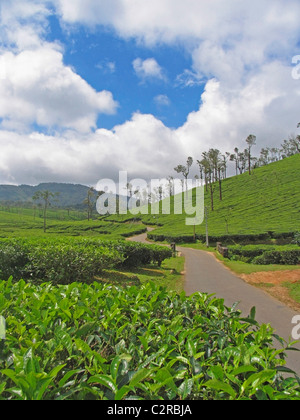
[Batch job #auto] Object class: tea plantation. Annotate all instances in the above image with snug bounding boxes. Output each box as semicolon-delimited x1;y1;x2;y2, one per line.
117;154;300;244
0;155;299;400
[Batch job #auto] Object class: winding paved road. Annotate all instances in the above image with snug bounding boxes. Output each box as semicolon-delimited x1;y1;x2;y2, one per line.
129;231;300;375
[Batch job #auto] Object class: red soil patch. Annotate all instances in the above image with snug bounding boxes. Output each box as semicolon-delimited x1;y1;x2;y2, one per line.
240;270;300;312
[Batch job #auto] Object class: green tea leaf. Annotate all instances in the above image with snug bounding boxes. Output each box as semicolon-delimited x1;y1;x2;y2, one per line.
204;380;236;399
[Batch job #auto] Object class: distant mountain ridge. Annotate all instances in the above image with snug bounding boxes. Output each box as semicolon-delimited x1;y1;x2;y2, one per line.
0;183;91;208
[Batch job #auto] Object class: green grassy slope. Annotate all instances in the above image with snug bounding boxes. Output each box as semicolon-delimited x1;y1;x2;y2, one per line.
109;155;300;242
0;207;147;239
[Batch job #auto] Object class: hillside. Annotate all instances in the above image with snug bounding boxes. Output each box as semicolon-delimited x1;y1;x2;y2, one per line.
0;155;299;243
108;154;300;242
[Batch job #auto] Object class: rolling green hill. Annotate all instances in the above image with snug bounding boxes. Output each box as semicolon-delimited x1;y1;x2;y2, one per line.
108;154;300;243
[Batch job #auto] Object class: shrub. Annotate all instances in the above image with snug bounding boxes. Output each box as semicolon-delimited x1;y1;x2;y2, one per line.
0;239;173;284
148;232;297;245
253;250;300;265
228;245;277;262
111;241;172;267
151;245;173;267
292;232;300;247
0;239;125;284
25;244;123;284
0;242;29;280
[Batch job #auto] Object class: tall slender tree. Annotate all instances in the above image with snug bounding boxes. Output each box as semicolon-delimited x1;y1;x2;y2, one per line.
32;190;59;232
174;156;193;194
230;147;240;176
246;134;257;175
84;187;96;221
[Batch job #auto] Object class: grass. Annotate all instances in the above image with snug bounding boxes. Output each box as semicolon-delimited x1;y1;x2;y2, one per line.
97;257;185;293
285;282;300;304
0;208;147;240
220;259;300;275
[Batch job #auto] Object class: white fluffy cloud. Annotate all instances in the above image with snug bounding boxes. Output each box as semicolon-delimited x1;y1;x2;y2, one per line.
0;0;119;134
154;95;171;107
54;0;300;47
0;113;182;184
133;58;166;82
0;0;50;50
177;62;300;157
0;47;118;132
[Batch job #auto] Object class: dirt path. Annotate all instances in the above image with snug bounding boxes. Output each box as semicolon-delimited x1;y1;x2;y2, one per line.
129;231;300;375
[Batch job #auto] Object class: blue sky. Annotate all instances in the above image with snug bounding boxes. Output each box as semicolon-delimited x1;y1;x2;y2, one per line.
46;15;203;130
0;0;300;185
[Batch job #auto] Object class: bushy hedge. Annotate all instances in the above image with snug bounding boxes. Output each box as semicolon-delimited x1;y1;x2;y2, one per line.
253;250;300;265
26;244;122;284
109;241;172;267
0;240;122;284
228;245;275;263
0;242;30;280
292;232;300;247
228;245;300;265
148;231;297;245
120;227;148;238
0;238;172;284
148;233;195;244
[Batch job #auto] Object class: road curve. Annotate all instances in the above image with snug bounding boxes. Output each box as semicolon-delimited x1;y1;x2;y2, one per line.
128;231;300;374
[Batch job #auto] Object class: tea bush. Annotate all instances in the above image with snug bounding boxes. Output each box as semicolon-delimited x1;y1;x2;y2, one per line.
228;245;300;265
0;238;173;283
25;244;123;284
0;242;29;280
110;241;172;267
253;250;300;265
0;279;299;400
292;232;300;247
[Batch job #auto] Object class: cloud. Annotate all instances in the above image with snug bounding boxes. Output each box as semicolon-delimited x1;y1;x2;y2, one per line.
53;0;300;47
2;56;299;186
0;0;50;50
0;0;119;133
154;94;171;107
0;47;119;133
176;62;300;157
0;113;184;185
175;70;204;88
133;58;166;82
96;60;116;74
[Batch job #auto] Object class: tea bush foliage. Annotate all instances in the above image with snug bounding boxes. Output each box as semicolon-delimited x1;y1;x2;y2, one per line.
0;238;172;284
0;280;299;400
228;245;300;265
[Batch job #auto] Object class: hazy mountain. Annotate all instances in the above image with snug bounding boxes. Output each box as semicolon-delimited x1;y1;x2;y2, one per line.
0;182;133;211
0;183;92;208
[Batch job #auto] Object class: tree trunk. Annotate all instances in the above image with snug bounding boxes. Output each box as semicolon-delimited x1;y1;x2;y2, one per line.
43;204;47;233
209;183;214;211
218;168;222;201
248;149;251;175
